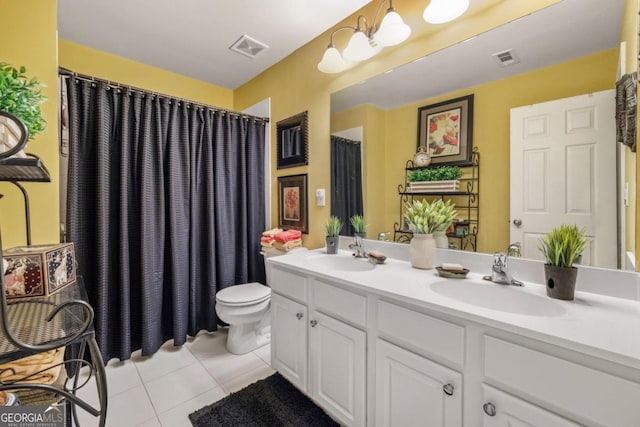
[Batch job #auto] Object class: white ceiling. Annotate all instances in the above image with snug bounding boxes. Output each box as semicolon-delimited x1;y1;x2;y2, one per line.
331;0;626;112
57;0;371;90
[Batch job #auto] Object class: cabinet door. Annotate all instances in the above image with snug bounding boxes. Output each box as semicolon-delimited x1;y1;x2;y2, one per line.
271;293;307;391
482;385;581;427
376;339;462;427
310;311;366;427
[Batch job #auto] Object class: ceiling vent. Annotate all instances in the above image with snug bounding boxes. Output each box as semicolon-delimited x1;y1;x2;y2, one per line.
492;49;520;67
229;35;269;59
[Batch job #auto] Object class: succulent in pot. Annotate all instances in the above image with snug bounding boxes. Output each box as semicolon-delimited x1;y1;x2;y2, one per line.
325;215;343;254
538;224;587;300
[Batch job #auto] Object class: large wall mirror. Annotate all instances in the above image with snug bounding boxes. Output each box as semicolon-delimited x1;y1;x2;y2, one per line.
330;0;636;270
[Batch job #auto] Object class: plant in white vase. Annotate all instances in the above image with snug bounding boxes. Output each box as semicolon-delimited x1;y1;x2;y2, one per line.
404;199;456;269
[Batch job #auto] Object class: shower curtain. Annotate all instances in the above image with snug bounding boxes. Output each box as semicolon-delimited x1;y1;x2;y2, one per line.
65;78;266;362
330;135;363;236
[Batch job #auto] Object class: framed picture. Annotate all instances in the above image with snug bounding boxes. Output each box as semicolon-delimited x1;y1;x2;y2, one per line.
417;94;474;166
277;111;309;169
277;174;308;233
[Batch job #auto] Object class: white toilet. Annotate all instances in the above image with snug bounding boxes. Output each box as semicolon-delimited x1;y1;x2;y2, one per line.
215;282;271;355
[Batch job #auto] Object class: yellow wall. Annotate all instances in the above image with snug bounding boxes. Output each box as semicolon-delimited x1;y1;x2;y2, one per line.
332;49;618;253
58;40;233;109
0;0;60;248
235;0;563;249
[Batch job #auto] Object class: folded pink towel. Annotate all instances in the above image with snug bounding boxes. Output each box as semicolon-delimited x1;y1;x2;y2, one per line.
274;229;302;243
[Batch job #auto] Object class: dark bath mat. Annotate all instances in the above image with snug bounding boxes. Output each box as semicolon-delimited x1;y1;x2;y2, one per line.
189;373;339;427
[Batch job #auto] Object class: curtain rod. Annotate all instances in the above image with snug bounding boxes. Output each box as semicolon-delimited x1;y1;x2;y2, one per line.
58;67;270;123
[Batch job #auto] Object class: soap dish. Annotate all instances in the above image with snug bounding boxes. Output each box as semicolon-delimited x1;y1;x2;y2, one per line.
367;250;387;265
435;266;470;279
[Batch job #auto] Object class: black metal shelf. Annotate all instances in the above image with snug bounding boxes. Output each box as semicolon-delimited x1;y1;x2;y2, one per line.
0;154;51;182
395;147;480;251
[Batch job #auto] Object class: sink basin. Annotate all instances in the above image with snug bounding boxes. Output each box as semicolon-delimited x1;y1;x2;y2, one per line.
430;280;566;317
305;253;375;272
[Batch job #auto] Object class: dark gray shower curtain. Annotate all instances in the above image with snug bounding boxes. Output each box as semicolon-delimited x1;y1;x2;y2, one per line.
65;79;266;362
330;135;363;236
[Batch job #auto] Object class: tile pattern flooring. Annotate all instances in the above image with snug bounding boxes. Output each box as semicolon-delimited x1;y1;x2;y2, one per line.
75;329;274;427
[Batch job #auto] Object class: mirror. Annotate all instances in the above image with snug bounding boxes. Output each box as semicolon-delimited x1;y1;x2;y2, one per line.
277;111;308;169
330;0;634;270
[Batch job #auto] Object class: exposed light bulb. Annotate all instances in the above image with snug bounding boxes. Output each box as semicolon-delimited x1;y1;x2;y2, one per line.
373;9;411;47
317;46;347;73
423;0;469;24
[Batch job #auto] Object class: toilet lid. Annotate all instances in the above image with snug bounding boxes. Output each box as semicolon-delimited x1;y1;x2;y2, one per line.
216;282;271;306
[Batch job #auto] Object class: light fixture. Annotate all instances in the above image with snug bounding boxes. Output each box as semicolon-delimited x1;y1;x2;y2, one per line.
423;0;469;24
317;0;411;74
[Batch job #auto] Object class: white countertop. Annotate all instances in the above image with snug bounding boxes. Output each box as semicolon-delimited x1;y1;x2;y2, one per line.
267;249;640;370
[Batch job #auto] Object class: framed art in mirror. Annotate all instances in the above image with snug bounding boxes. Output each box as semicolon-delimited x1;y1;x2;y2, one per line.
277;111;309;169
277;174;308;233
417;94;474;166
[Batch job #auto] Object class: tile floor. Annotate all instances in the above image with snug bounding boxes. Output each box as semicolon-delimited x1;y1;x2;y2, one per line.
75;328;274;427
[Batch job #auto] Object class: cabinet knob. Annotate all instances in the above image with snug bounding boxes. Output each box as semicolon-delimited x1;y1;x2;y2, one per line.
483;402;496;417
442;384;454;396
296;312;303;320
310;320;318;327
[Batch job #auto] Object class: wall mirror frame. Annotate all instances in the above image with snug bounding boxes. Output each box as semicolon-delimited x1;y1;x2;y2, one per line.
276;111;309;169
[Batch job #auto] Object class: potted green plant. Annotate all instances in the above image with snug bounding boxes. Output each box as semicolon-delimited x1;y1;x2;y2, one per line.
325;215;343;254
350;214;366;237
0;63;47;140
408;166;463;192
538;224;587;300
404;199;456;269
431;200;457;249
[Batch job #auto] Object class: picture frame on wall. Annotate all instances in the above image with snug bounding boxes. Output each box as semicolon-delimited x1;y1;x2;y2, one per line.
277;174;308;233
277;111;309;169
417;94;474;166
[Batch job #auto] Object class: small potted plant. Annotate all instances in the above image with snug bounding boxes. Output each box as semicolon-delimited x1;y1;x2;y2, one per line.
0;63;47;140
408;166;463;192
404;199;456;269
325;215;343;254
538;224;587;300
350;214;366;238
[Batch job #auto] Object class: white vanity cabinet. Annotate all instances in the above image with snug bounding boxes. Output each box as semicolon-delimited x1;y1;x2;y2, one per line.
376;339;462;427
375;300;464;427
267;253;640;427
271;293;307;390
481;385;580;427
269;265;366;427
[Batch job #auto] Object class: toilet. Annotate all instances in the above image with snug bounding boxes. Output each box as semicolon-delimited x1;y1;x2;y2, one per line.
215;282;271;355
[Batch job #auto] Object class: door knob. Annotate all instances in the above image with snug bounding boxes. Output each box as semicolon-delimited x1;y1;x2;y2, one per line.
442;384;454;396
513;218;523;227
296;312;303;320
483;402;496;416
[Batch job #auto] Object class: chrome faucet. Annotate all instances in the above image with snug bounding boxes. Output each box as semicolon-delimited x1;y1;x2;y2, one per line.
483;252;523;286
349;234;368;258
507;242;521;257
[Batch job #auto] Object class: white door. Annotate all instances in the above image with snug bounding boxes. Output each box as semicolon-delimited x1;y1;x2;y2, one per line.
310;311;366;427
510;90;617;268
375;339;462;427
482;385;581;427
271;293;308;391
